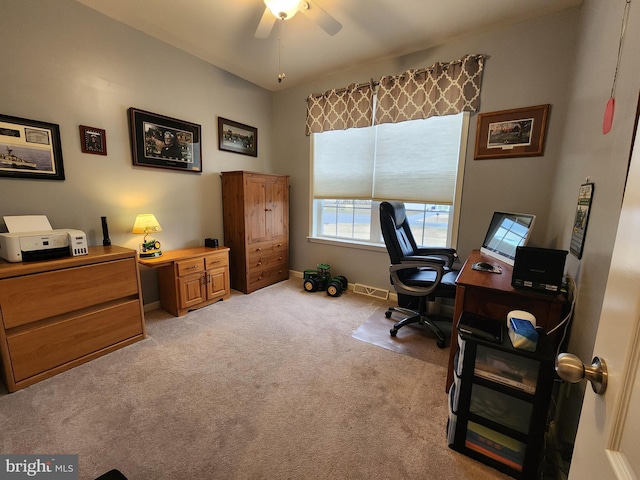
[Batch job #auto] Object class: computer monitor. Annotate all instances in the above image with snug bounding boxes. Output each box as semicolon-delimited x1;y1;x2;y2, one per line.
480;211;536;266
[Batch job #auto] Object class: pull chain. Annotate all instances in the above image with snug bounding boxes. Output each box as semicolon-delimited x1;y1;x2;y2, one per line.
277;17;286;83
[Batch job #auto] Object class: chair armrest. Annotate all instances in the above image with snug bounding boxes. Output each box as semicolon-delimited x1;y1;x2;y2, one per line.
403;255;446;266
389;261;444;297
415;247;457;267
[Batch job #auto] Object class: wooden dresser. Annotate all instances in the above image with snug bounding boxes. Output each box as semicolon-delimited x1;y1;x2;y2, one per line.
0;246;146;392
221;171;289;293
138;246;231;316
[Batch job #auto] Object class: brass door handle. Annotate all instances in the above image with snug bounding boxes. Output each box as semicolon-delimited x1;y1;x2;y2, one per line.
556;353;608;394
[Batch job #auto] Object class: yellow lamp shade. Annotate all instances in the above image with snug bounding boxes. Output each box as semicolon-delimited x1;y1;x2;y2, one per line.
132;214;162;235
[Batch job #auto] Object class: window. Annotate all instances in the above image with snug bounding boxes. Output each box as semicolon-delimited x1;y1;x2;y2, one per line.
310;112;468;248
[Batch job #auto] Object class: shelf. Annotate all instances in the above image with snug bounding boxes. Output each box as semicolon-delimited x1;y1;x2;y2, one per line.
449;312;555;479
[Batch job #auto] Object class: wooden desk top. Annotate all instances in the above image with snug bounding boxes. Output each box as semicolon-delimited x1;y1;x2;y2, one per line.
137;246;229;268
457;250;564;304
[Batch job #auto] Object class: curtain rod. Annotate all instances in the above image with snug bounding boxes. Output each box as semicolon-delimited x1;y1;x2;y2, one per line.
307;55;484;100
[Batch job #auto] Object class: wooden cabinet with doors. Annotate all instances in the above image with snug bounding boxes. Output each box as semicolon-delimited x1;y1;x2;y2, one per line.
139;246;231;317
221;171;289;293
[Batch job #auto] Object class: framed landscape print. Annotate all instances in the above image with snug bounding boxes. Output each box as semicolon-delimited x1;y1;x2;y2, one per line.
474;104;550;160
128;108;202;173
217;117;257;157
0;114;65;180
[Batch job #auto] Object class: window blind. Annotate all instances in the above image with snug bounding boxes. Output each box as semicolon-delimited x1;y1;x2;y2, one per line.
313;113;466;204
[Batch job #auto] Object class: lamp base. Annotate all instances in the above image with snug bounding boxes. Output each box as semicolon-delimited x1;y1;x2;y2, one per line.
139;250;162;258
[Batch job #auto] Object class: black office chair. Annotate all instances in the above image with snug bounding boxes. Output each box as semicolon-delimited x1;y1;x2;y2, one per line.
380;201;460;348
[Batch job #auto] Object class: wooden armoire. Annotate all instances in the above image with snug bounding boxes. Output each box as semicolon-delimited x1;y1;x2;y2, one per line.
221;171;289;293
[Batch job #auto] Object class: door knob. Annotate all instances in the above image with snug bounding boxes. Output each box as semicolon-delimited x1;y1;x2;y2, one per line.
555;353;608;395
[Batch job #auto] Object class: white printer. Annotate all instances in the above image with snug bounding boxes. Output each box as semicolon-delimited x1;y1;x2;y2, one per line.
0;215;88;263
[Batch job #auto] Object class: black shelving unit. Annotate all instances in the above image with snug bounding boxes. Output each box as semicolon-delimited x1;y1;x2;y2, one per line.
447;312;555;479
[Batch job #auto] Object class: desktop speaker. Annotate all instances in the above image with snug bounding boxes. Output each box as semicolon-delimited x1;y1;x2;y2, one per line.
511;246;568;294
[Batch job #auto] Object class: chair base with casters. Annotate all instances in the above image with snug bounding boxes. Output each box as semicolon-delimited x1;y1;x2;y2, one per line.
385;296;448;348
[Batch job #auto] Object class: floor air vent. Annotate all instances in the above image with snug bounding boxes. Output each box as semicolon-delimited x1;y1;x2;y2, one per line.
353;283;389;300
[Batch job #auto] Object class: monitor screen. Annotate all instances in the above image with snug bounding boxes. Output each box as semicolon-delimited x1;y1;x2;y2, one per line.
480;211;536;265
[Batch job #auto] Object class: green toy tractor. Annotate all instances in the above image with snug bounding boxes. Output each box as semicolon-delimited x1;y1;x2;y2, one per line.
302;263;348;297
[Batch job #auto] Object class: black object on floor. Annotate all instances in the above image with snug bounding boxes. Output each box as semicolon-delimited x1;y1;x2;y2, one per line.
95;470;128;480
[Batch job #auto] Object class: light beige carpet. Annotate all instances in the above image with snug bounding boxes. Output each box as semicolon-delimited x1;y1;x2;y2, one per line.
0;279;510;480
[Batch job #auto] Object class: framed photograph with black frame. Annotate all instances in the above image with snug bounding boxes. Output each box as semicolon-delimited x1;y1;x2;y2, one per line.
79;125;107;155
0;114;65;180
128;108;202;173
474;104;550;160
217;117;257;157
570;182;594;259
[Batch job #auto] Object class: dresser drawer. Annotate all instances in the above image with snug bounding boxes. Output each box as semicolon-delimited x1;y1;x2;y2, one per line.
247;249;287;270
248;263;289;291
0;259;139;329
176;257;205;277
248;240;287;259
205;252;229;269
7;300;143;382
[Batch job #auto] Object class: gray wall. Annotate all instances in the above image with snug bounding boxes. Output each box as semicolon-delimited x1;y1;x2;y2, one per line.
0;0;275;302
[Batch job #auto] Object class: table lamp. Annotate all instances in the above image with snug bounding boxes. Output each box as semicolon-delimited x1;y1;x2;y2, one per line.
132;213;163;258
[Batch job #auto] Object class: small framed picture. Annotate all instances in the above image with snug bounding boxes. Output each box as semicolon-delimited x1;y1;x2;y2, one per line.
570;183;594;259
80;125;107;155
217;117;257;157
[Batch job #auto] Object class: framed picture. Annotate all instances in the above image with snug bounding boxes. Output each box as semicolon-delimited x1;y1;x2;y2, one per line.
474;104;550;160
0;114;65;180
128;107;202;173
79;125;107;155
217;117;257;157
570;182;594;259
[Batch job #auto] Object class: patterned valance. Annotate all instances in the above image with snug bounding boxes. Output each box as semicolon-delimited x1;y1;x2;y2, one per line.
305;83;374;135
375;54;486;125
305;54;486;135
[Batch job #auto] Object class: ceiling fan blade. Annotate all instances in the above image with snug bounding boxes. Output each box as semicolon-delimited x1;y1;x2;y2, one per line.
255;7;277;38
301;0;342;36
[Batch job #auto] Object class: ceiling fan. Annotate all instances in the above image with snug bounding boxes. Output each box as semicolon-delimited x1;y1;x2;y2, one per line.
255;0;342;39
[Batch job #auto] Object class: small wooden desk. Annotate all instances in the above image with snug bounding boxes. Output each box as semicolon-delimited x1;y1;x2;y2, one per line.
138;246;231;317
446;249;565;391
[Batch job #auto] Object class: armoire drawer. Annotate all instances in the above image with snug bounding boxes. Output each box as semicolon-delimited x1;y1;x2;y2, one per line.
248;263;289;290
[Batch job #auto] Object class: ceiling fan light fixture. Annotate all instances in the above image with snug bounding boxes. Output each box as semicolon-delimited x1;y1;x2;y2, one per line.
264;0;301;20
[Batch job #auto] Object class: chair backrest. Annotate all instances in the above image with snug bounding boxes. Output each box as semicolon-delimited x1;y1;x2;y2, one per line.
380;201;419;265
